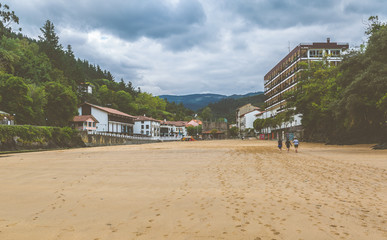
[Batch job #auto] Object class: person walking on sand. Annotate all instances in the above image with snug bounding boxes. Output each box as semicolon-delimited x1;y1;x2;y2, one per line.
278;138;283;151
285;138;292;152
293;137;299;153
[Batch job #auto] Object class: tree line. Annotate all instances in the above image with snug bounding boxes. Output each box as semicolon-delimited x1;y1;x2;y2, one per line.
0;3;193;126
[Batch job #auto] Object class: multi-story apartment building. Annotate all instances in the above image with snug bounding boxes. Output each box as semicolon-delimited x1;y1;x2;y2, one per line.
261;38;349;139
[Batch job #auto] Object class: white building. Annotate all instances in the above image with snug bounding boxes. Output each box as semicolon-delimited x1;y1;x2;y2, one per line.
240;109;261;131
262;39;348;139
160;121;187;139
236;104;261;131
78;102;135;134
133;116;160;137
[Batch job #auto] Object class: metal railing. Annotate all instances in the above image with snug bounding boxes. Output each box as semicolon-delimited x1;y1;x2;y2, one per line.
84;131;183;141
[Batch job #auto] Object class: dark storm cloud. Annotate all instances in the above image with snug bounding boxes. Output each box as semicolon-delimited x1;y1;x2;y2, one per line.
10;0;206;50
219;0;386;29
84;0;205;40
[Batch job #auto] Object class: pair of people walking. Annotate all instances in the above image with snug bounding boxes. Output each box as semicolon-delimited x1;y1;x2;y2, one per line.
278;137;299;152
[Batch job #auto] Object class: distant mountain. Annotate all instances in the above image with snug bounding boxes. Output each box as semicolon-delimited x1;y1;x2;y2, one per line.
159;92;263;111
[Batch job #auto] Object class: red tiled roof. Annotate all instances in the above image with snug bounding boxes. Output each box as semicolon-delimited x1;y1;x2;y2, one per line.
240;109;261;117
84;102;135;119
73;115;99;123
255;111;265;116
161;120;187;127
135;116;161;122
186;119;202;127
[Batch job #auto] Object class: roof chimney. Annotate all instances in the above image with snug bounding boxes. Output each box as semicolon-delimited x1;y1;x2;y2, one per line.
327;37;330;43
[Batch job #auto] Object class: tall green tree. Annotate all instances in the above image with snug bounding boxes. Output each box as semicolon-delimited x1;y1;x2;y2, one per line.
334;18;387;142
0;72;33;124
286;60;341;141
38;20;64;69
115;90;137;114
27;84;47;125
44;82;78;126
201;107;213;121
0;3;21;35
0;36;20;73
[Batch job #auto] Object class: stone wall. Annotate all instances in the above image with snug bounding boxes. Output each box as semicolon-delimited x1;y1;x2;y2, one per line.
79;132;160;147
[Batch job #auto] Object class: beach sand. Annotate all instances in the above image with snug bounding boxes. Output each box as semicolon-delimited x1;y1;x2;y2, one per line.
0;140;386;239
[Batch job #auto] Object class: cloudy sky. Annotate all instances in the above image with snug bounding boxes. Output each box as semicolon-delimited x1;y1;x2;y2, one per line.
4;0;387;95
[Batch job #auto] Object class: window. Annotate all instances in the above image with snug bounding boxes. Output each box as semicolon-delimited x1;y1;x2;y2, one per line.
93;122;96;127
146;131;149;135
141;125;144;129
146;125;149;129
331;50;340;57
309;49;323;57
88;122;92;127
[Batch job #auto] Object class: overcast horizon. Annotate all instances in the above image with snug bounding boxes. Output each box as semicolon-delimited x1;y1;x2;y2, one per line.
4;0;387;96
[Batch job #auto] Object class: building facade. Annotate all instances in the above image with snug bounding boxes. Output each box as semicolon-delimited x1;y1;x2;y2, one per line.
241;110;261;130
236;103;259;131
160;121;187;139
133;116;160;137
72;115;99;133
78;102;135;134
262;39;349;138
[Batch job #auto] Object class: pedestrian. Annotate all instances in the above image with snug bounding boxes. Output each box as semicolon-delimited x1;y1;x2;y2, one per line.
278;138;283;151
293;137;299;153
285;138;292;152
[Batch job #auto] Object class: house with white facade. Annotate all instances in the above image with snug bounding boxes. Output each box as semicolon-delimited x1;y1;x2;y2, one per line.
240;109;261;131
78;83;94;94
77;102;135;134
236;104;260;131
160;121;187;139
72;115;99;133
133;116;160;137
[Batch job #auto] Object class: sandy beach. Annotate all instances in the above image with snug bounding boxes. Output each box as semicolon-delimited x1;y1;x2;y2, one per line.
0;140;386;240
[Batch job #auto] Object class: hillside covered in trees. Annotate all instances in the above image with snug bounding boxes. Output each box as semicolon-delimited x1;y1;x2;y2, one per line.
0;4;193;126
198;93;265;123
159;92;263;111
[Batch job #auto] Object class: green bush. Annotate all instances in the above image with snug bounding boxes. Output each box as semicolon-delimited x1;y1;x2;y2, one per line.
0;125;80;149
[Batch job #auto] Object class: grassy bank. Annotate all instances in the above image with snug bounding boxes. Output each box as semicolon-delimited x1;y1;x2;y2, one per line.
0;125;85;151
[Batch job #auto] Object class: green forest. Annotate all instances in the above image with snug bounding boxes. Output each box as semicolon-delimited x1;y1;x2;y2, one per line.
0;3;193;127
255;16;387;144
202;94;265;123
